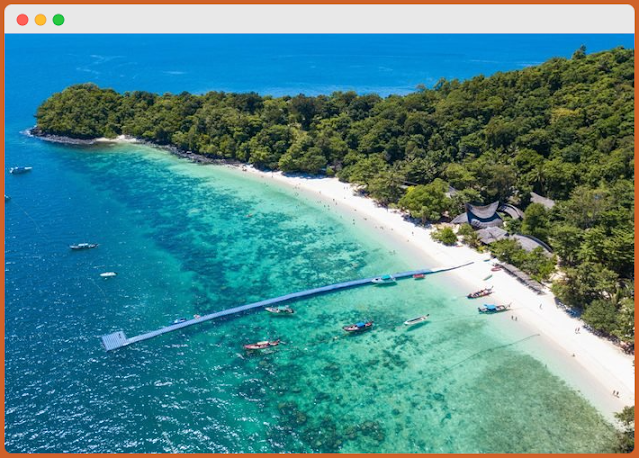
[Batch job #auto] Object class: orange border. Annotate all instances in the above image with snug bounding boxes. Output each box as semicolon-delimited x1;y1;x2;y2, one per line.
0;1;636;4
1;2;636;458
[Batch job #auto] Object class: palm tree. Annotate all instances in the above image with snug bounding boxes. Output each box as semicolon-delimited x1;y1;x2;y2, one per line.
532;164;546;195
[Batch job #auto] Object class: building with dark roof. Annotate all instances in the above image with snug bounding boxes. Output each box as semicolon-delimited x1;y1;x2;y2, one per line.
452;200;552;254
451;201;526;229
450;202;504;228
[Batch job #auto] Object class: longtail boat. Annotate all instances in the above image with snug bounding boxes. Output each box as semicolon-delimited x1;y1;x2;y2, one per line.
343;321;373;332
467;287;493;299
478;303;510;314
243;339;281;350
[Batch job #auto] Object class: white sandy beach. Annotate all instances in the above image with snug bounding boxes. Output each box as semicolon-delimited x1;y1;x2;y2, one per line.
239;165;634;422
98;135;634;421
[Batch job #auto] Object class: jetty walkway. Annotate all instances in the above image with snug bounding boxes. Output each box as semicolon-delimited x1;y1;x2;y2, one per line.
101;262;472;351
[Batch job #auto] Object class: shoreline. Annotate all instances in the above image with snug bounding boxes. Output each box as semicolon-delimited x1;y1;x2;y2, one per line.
26;128;244;166
28;129;635;421
233;164;634;422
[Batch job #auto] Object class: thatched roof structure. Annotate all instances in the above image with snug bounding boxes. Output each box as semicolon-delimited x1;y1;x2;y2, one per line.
498;262;546;295
451;202;503;228
476;227;508;244
498;203;525;219
530;192;556;209
453;200;552;254
475;228;552;255
451;201;526;228
512;234;553;255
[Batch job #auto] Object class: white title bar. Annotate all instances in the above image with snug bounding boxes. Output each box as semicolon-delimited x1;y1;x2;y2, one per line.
4;5;635;34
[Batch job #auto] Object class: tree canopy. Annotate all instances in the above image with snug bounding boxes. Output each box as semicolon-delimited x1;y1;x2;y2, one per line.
34;47;634;341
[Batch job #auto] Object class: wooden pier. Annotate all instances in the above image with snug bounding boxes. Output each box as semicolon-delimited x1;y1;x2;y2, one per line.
100;262;472;351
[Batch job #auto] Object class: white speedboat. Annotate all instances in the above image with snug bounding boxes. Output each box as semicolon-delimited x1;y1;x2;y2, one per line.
9;166;32;174
70;243;99;250
404;315;429;326
265;306;295;315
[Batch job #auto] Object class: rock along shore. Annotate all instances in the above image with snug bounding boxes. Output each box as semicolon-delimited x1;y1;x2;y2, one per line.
27;127;242;166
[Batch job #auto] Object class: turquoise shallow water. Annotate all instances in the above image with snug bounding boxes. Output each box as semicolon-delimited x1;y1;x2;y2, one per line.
5;34;631;453
5;143;616;453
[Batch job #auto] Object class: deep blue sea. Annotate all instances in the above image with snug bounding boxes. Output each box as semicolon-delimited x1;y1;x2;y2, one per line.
4;34;634;453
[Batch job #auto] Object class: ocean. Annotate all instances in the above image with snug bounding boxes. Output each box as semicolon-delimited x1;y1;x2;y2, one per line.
4;34;633;453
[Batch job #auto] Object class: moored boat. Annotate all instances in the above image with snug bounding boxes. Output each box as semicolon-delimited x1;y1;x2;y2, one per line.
171;318;188;325
243;339;281;350
467;287;493;299
478;303;510;314
9;166;32;174
265;306;295;315
372;275;396;285
343;321;373;332
70;243;99;250
412;273;426;280
491;265;502;272
404;315;429;326
4;195;10;202
100;272;118;278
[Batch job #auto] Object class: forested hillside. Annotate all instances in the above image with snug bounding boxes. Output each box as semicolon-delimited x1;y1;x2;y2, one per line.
34;47;634;343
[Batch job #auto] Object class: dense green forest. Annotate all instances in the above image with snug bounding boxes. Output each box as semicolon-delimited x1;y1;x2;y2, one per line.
34;47;634;345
